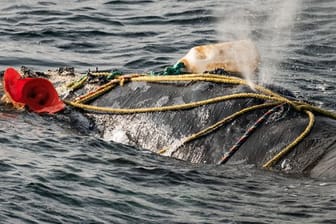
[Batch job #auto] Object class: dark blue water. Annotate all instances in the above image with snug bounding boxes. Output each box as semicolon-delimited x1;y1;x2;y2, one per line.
1;0;336;223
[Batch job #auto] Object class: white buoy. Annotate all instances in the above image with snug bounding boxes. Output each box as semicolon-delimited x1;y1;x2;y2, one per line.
178;39;260;77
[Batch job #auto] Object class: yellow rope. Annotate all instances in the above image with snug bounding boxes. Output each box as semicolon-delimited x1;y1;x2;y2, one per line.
74;79;121;103
68;73;299;109
65;92;285;114
64;73;336;169
182;102;279;145
66;75;88;90
128;74;336;119
297;104;336;120
158;102;279;154
262;110;315;168
73;74;144;103
130;74;297;107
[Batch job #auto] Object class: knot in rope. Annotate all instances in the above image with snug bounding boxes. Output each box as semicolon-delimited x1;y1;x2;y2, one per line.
150;62;185;76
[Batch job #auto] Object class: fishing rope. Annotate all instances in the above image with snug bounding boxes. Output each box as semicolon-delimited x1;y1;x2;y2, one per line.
217;104;285;165
66;70;124;92
66;75;88;91
63;73;336;169
72;75;141;104
263;110;315;168
158;102;279;155
65;92;284;114
66;62;184;92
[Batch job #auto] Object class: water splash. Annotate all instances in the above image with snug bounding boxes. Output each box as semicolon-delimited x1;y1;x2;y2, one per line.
259;0;302;84
215;0;302;84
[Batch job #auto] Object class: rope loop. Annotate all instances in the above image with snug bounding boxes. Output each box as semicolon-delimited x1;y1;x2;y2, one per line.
263;110;315;168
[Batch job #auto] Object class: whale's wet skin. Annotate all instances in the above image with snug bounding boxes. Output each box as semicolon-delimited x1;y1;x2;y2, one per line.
1;0;336;223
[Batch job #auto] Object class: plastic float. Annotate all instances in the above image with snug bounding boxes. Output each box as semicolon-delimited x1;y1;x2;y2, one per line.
2;67;65;113
177;39;260;75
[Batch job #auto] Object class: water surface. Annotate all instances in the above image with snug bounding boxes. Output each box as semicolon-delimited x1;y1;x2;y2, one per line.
0;0;336;223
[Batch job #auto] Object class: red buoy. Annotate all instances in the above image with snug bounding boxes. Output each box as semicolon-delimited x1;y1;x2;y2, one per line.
3;67;65;114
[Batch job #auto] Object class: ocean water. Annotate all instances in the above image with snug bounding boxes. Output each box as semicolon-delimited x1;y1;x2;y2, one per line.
0;0;336;223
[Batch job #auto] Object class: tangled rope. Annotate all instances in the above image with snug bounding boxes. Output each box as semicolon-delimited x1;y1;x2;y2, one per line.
64;73;336;169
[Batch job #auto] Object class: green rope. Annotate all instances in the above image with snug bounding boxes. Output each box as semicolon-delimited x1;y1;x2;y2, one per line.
105;70;123;80
150;62;185;76
66;69;124;92
66;75;88;90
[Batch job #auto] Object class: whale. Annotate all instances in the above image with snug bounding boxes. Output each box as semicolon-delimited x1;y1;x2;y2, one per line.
35;67;335;180
1;40;336;179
